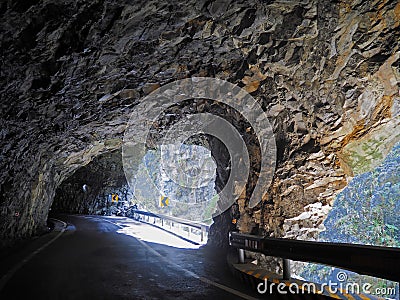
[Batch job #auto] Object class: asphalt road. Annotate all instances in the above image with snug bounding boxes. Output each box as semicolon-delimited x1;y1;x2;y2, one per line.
0;215;263;300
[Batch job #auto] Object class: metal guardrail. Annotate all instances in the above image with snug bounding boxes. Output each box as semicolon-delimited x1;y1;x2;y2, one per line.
229;232;400;282
130;209;210;244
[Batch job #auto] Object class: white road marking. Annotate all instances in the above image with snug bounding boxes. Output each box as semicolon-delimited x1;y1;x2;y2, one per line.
0;218;67;291
100;217;259;300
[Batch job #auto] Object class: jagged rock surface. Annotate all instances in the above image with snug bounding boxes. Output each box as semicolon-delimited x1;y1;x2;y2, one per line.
0;0;399;249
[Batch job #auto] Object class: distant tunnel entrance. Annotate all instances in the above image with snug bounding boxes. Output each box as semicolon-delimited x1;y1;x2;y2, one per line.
52;149;128;215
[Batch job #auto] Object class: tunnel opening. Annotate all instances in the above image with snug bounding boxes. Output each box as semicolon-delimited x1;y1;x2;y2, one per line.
123;97;264;247
51;97;264;248
133;141;218;221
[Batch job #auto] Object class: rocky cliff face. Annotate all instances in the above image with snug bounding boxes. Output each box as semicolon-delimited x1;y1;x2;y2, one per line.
1;0;399;248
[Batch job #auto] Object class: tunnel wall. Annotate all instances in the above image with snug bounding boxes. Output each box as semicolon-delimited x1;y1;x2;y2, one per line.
51;149;129;215
1;0;399;247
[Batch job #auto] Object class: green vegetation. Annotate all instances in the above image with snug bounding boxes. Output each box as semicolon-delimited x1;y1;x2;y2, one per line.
301;142;400;297
202;194;219;224
320;142;400;247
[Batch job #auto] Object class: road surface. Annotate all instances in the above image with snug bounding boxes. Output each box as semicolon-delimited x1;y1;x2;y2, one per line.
0;215;262;299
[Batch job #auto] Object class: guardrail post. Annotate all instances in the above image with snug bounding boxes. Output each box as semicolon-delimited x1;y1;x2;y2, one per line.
282;259;291;280
238;249;245;264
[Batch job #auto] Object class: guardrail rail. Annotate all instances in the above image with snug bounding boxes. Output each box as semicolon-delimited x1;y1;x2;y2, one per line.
129;209;210;245
229;231;400;282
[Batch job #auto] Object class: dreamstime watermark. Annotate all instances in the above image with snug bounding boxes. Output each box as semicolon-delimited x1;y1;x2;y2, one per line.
122;77;277;221
257;271;398;297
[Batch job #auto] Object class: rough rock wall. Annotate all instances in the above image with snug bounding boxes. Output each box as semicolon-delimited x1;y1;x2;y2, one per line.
1;0;399;247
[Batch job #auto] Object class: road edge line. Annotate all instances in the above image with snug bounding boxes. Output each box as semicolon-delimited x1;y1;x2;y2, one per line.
100;217;259;300
0;218;67;291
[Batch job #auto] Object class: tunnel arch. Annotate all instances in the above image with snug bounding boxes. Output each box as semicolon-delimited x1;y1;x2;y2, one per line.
1;0;398;261
49;94;270;247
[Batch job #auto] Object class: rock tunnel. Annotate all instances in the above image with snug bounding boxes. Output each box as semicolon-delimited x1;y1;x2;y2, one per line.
0;0;399;297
